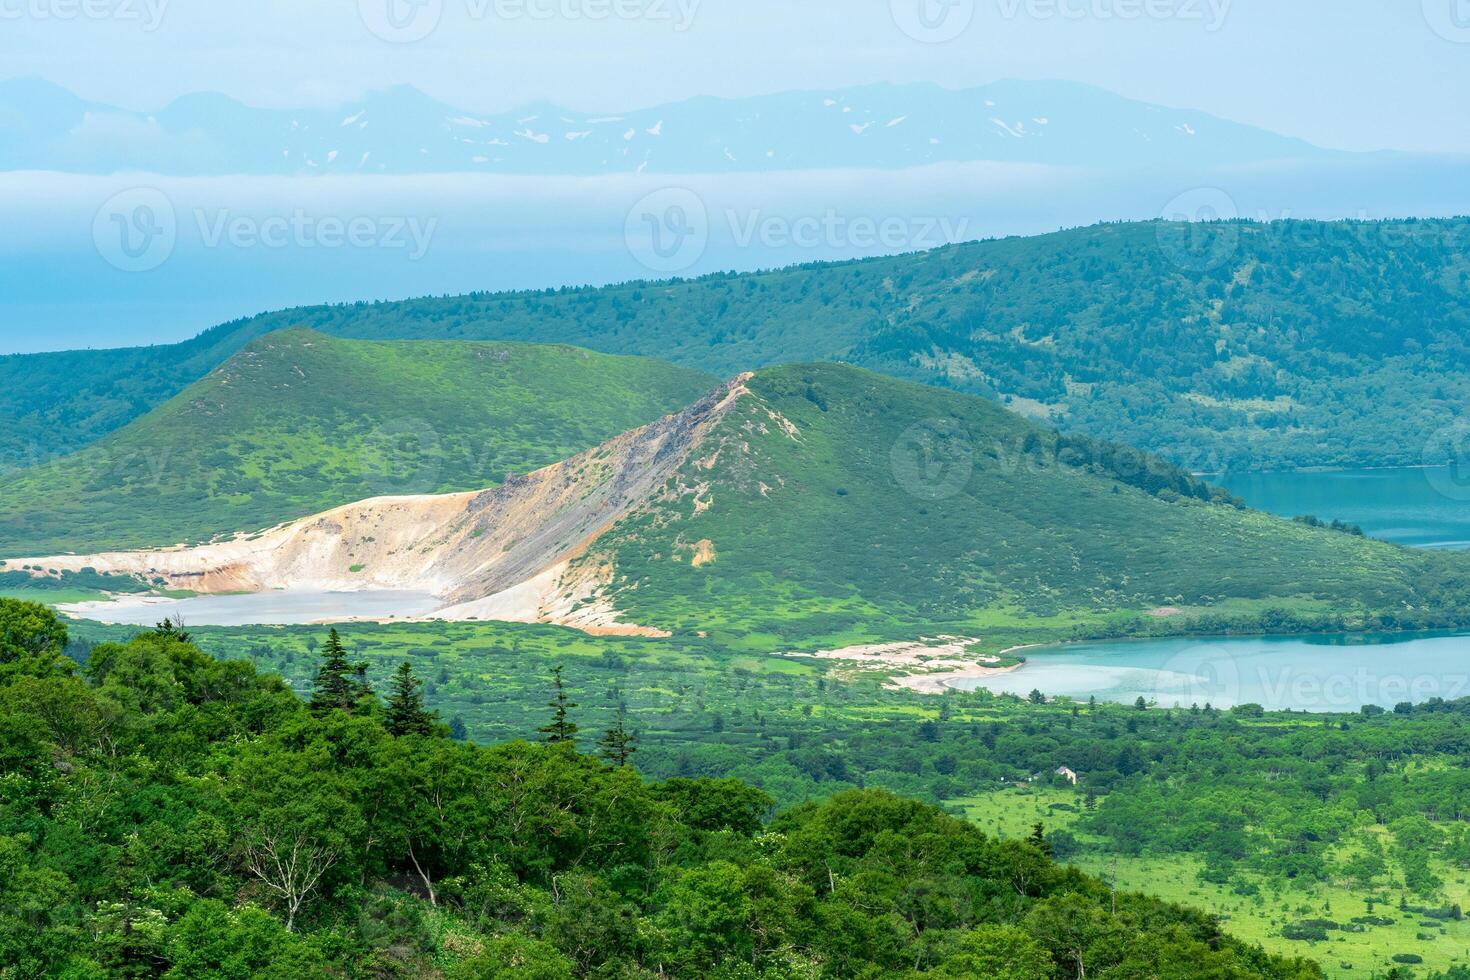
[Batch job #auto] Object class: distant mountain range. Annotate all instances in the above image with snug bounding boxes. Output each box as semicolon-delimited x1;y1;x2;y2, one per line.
0;76;1342;176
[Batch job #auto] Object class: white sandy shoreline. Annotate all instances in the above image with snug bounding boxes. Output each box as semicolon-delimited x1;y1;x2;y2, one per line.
779;637;1053;695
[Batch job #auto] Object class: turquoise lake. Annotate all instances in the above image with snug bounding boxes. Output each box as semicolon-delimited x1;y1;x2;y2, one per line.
1218;465;1470;549
945;466;1470;711
952;633;1470;712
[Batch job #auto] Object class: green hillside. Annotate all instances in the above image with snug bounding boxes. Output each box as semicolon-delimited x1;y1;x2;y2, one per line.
596;364;1470;648
6;218;1470;471
0;330;714;555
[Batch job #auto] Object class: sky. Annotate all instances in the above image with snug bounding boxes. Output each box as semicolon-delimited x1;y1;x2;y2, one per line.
4;0;1470;354
2;0;1468;155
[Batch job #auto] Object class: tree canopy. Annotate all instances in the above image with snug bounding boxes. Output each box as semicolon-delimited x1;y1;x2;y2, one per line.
0;599;1327;977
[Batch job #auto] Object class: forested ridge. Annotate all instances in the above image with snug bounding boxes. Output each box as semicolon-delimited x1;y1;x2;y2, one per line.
0;597;1331;978
6;217;1469;473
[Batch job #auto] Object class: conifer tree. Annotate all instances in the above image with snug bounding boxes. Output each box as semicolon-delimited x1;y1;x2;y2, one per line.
597;706;638;766
310;628;356;714
152;616;191;644
539;665;578;745
385;661;435;736
353;661;374;702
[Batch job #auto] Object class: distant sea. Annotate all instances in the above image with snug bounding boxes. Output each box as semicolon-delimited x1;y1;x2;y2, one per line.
4;151;1470;352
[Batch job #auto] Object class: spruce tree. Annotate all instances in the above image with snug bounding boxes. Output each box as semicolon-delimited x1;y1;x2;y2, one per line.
538;666;579;745
152;616;191;644
353;661;374;702
385;661;435;736
309;628;355;714
597;706;637;766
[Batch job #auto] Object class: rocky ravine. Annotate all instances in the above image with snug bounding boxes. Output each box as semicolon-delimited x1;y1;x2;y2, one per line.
9;375;753;636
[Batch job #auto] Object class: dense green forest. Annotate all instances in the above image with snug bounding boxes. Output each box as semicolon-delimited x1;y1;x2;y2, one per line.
52;612;1470;976
0;331;712;554
6;218;1469;473
0;598;1341;978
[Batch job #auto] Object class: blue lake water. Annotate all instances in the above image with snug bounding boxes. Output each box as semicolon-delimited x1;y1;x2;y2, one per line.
952;633;1470;712
1218;466;1470;549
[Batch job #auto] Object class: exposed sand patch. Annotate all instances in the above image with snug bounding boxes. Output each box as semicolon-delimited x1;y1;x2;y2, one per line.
689;539;717;567
13;491;480;596
435;558;669;637
890;661;1023;695
795;635;980;666
780;636;1028;693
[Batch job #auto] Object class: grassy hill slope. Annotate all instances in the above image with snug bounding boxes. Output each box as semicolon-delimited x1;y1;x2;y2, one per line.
0;317;272;470
6;218;1470;472
591;364;1467;648
0;329;713;554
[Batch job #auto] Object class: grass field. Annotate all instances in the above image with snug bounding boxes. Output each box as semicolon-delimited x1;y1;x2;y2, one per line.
952;788;1470;976
0;586;106;604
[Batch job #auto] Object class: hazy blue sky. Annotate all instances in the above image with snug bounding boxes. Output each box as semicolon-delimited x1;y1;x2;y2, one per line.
4;0;1469;154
